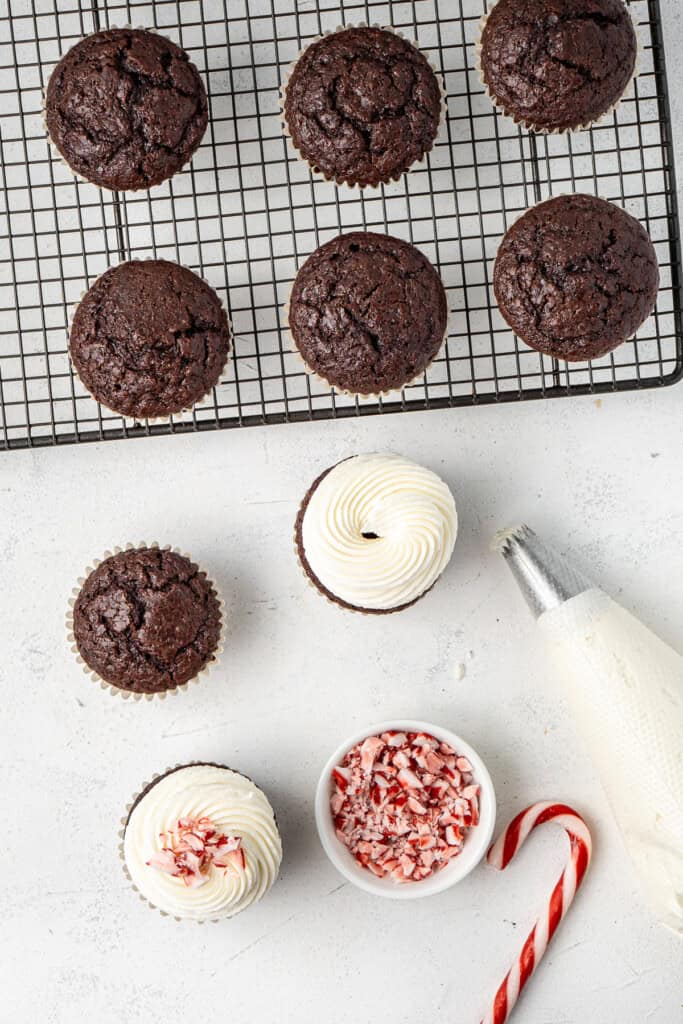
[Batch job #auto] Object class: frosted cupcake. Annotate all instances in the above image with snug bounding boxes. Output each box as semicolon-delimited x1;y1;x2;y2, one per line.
295;454;458;614
122;764;282;921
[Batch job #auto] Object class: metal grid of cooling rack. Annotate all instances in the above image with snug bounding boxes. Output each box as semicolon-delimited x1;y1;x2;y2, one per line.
0;0;681;450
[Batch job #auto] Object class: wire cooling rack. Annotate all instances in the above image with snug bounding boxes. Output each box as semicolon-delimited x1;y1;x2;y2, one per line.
0;0;681;449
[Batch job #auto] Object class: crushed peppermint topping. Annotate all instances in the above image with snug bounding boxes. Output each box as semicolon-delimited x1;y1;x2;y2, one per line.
146;816;245;888
331;731;480;883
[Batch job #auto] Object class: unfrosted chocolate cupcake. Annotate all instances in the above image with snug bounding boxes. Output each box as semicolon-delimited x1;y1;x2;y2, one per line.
478;0;637;132
45;28;208;191
71;546;222;696
283;26;443;187
493;194;659;362
288;232;447;395
70;260;230;419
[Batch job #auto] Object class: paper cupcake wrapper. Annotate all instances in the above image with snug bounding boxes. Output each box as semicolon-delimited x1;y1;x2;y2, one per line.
491;191;659;361
67;260;232;425
66;542;225;701
283;274;453;401
280;23;447;190
475;1;641;135
42;25;208;194
119;762;280;923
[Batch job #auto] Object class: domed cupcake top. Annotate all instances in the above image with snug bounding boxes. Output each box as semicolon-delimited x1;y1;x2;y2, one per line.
288;232;448;396
45;28;208;191
283;26;443;188
72;546;222;694
493;194;659;362
296;454;457;612
123;765;282;921
69;260;231;420
479;0;637;132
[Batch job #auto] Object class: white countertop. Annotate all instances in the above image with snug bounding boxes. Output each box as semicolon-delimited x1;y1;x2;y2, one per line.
2;3;683;1022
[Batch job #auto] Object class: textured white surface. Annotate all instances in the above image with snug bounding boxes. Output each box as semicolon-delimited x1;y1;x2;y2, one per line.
3;4;683;1022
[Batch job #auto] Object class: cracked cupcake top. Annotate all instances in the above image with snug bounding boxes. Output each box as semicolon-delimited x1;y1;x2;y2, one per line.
70;260;230;419
288;232;447;395
283;26;443;187
45;28;208;191
72;547;222;694
493;194;659;362
479;0;637;131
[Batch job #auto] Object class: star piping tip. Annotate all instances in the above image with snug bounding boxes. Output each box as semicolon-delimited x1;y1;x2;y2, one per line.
490;523;533;555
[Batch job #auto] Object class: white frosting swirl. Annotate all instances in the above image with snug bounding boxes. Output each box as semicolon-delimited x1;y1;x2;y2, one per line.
301;453;457;611
124;765;282;921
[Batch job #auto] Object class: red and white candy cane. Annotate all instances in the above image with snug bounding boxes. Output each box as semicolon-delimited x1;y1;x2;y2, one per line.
481;802;593;1024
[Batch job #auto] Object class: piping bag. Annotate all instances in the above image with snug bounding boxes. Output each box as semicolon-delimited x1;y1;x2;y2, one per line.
495;525;683;937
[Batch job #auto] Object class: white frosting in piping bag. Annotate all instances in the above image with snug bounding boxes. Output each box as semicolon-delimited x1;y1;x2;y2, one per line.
124;765;282;920
539;590;683;936
301;453;457;610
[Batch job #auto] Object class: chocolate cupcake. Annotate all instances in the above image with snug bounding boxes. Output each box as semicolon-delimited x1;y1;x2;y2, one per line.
45;28;208;191
282;26;443;188
68;545;223;698
493;194;659;362
295;454;458;614
288;232;448;396
478;0;637;132
69;260;231;420
122;764;282;921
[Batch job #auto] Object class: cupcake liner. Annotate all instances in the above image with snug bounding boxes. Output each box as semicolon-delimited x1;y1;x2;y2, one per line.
65;542;225;702
67;260;232;425
119;762;281;923
292;457;449;616
284;280;453;402
42;25;208;194
279;23;447;190
475;1;641;135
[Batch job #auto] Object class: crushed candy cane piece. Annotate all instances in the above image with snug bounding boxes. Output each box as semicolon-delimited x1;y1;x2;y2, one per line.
330;731;480;883
146;816;245;887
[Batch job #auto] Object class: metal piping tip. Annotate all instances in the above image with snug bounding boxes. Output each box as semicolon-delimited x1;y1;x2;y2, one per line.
495;524;593;619
491;523;534;555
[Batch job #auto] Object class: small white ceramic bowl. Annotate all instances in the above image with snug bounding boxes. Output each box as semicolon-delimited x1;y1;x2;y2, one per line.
315;719;496;900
